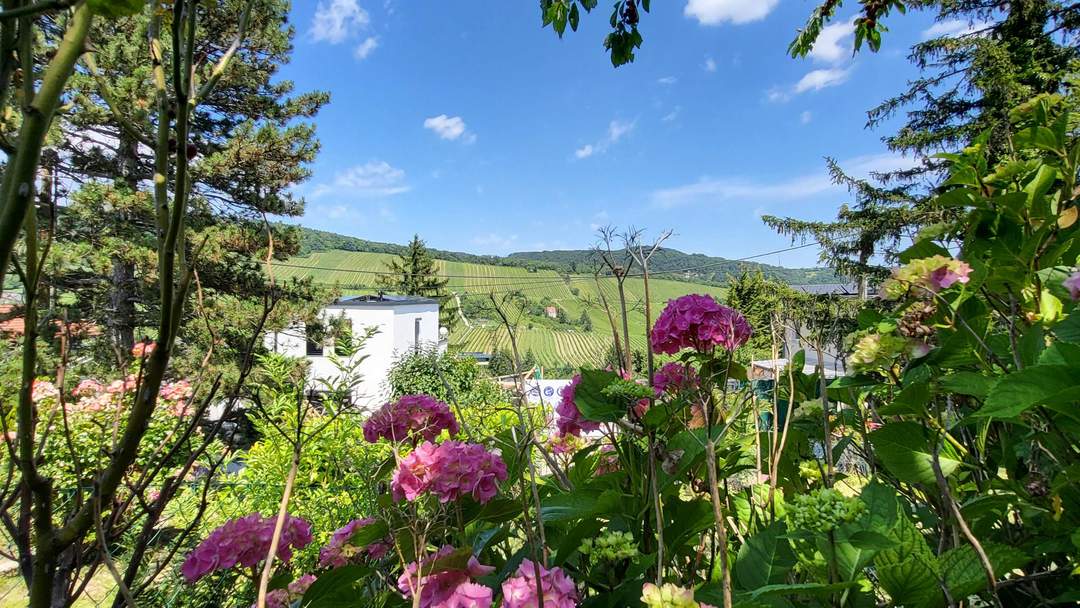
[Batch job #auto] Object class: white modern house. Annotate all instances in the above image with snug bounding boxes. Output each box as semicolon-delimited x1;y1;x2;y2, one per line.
264;295;445;407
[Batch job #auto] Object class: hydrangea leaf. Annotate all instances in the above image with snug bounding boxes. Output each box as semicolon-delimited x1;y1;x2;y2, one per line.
977;364;1080;418
735;520;796;590
87;0;142;18
302;565;373;608
573;369;625;422
868;422;961;486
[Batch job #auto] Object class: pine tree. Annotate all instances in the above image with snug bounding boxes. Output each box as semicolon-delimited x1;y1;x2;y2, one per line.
379;234;456;330
42;0;328;369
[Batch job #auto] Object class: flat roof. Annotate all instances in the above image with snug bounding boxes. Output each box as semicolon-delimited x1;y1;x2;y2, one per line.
332;294;439;307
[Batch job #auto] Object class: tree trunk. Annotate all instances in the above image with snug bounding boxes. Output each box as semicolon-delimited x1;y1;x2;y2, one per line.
109;133;140;360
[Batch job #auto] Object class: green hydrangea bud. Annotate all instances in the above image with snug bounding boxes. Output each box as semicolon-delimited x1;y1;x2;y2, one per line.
641;583;699;608
787;488;865;534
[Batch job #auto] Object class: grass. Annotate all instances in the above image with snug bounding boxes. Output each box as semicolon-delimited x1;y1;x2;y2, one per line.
275;250;727;368
0;570;116;607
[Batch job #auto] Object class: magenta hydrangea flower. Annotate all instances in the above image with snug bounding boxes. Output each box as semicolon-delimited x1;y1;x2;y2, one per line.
181;513;312;583
1064;271;1080;301
555;374;600;438
653;362;699;396
319;517;391;568
288;573;317;596
397;545;494;608
363;394;460;444
253;573;316;608
651;295;752;355
392;440;507;504
260;589;291;608
500;559;579;608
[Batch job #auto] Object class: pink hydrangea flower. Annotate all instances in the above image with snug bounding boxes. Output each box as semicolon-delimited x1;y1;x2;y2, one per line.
1064;271;1080;301
73;379;103;396
288;573;316;596
398;545;494;608
392;440;507;504
181;513;312;583
555;375;600;438
160;380;194;416
31;379;59;403
928;260;973;291
500;559;579;608
651;295;752;355
363;394;459;444
259;589;291;608
131;340;156;358
653;362;698;396
319;517;391;568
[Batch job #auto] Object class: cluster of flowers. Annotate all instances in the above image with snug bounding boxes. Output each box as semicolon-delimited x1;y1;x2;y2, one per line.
1066;271;1080;300
788;488;866;534
131;340;156;358
363;394;459;444
652;362;698;396
501;559;579;608
849;332;925;372
180;513;312;583
882;255;972;299
261;574;315;608
392;440;508;504
318;517;391;568
640;583;716;608
554;374;598;438
578;530;637;562
650;294;751;355
398;545;495;608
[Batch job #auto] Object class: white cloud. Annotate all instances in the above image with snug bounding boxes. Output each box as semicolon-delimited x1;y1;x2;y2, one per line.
704;57;717;72
800;110;812;124
662;106;682;122
685;0;779;25
573;119;635;160
310;0;369;44
794;67;851;93
808;21;853;63
650;152;918;208
354;36;379;60
921;19;992;39
657;76;678;85
423;114;476;143
472;233;519;251
310;161;410;199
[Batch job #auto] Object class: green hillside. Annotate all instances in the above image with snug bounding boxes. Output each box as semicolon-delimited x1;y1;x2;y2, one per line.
292;225;833;286
273;249;727;370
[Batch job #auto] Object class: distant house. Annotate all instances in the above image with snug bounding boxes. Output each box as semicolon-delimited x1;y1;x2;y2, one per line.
544;306;558;319
264;295;445;407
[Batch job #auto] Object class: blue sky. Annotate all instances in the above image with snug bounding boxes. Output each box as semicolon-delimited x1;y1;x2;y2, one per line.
280;1;963;267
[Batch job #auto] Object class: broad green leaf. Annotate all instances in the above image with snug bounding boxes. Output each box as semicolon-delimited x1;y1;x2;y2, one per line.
939;542;1029;599
939;372;995;399
900;240;952;263
734;521;795;591
1038;342;1080;366
879;381;929;416
540;489;621;522
977;364;1080;418
551;518;603;566
858;479;899;533
302;565;373;608
574;369;624;422
868;422;960;486
875;515;943;608
347;520;389;548
420;547;474;576
1054;313;1080;343
747;581;859;600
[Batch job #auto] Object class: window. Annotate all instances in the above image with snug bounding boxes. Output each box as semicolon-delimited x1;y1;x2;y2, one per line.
305;324;323;356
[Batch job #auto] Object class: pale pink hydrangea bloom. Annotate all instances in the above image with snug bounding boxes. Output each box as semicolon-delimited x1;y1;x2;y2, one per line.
73;379;104;396
363;394;459;444
131;340;156;358
1064;271;1080;301
500;559;578;608
392;440;507;504
651;295;752;355
180;513;312;583
31;379;59;403
319;517;391;568
106;375;138;395
554;374;599;438
159;380;194;416
397;545;494;608
653;362;698;396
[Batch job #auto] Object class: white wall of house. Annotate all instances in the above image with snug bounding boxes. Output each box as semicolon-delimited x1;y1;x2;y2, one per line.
264;296;443;410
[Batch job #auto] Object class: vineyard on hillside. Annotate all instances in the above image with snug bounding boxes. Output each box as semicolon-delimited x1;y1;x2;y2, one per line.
273;250;727;369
